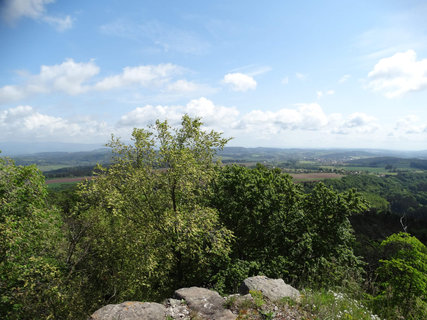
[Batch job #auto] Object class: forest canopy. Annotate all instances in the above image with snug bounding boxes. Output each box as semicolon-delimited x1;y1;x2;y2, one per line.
1;116;425;320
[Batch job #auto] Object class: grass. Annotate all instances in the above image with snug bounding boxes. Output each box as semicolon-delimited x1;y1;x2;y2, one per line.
301;289;382;320
46;181;80;191
37;164;74;171
340;166;390;173
224;289;382;320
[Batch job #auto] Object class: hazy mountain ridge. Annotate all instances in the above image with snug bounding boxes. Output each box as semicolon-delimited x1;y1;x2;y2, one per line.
6;146;427;169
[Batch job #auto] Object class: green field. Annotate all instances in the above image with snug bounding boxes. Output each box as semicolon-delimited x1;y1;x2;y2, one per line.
340;166;398;174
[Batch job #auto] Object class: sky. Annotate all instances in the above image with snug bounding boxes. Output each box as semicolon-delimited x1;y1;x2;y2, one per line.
1;0;427;151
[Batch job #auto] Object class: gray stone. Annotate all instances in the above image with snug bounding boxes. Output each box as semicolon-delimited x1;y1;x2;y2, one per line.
165;298;191;319
239;276;300;301
174;287;236;320
89;301;166;320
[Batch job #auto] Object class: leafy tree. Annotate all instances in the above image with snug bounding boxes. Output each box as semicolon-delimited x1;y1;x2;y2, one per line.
0;155;66;319
73;115;233;306
211;164;366;290
373;232;427;319
301;183;367;286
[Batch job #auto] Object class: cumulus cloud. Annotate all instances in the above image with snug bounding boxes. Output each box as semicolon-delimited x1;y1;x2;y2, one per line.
331;112;379;134
367;50;427;98
119;100;381;138
0;105;109;141
0;60;208;104
223;73;257;92
394;115;427;134
0;99;386;144
238;103;329;135
0;59;99;103
281;77;289;85
94;64;182;91
1;0;73;31
118;97;239;129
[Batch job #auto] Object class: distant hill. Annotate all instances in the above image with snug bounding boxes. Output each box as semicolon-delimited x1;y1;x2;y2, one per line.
12;148;112;171
219;147;427;162
0;141;105;156
346;156;427;169
4;146;427;173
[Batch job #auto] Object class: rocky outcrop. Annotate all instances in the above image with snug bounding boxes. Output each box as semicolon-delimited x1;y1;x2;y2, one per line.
89;276;300;319
90;301;166;320
174;287;236;320
240;276;301;301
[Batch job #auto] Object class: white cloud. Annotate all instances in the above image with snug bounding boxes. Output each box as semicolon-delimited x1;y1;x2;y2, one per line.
1;0;73;31
2;0;52;21
0;99;387;145
238;104;380;137
94;64;182;91
238;103;329;135
167;79;199;92
281;77;289;85
367;50;427;98
247;66;272;76
296;72;307;80
394;115;426;134
339;74;351;83
332;112;379;134
0;85;26;102
118;97;239;129
42;14;73;31
37;59;99;94
0;59;99;102
223;73;257;92
316;90;334;98
0;105;109;142
113;101;377;140
0;60;208;104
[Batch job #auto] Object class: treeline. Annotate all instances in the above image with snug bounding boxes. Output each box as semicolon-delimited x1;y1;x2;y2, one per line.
43;165;96;178
13;149;112;168
321;172;427;222
1;116;426;320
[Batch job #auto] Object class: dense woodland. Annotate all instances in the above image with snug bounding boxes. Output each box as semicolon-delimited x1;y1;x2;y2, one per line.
1;116;426;319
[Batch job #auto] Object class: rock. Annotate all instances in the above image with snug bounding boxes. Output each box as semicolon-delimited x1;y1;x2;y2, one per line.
174;287;236;320
89;301;166;320
239;276;300;301
165;298;191;319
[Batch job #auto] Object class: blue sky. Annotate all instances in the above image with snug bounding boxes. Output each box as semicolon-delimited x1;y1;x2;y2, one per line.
2;0;427;150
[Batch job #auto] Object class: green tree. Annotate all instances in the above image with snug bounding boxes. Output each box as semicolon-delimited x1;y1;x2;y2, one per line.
211;164;366;290
373;232;427;319
0;155;66;319
73;115;233;306
301;183;367;286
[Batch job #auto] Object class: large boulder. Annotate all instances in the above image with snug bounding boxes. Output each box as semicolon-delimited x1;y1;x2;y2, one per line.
174;287;236;320
239;276;300;301
89;301;166;320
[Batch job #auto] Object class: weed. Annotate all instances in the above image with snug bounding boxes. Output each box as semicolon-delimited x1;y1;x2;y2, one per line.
301;289;382;320
249;290;265;308
224;295;238;309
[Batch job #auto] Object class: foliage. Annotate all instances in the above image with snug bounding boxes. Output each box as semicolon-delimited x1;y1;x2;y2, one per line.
211;164;366;289
72;115;233;308
0;155;68;319
301;289;382;320
372;232;427;320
